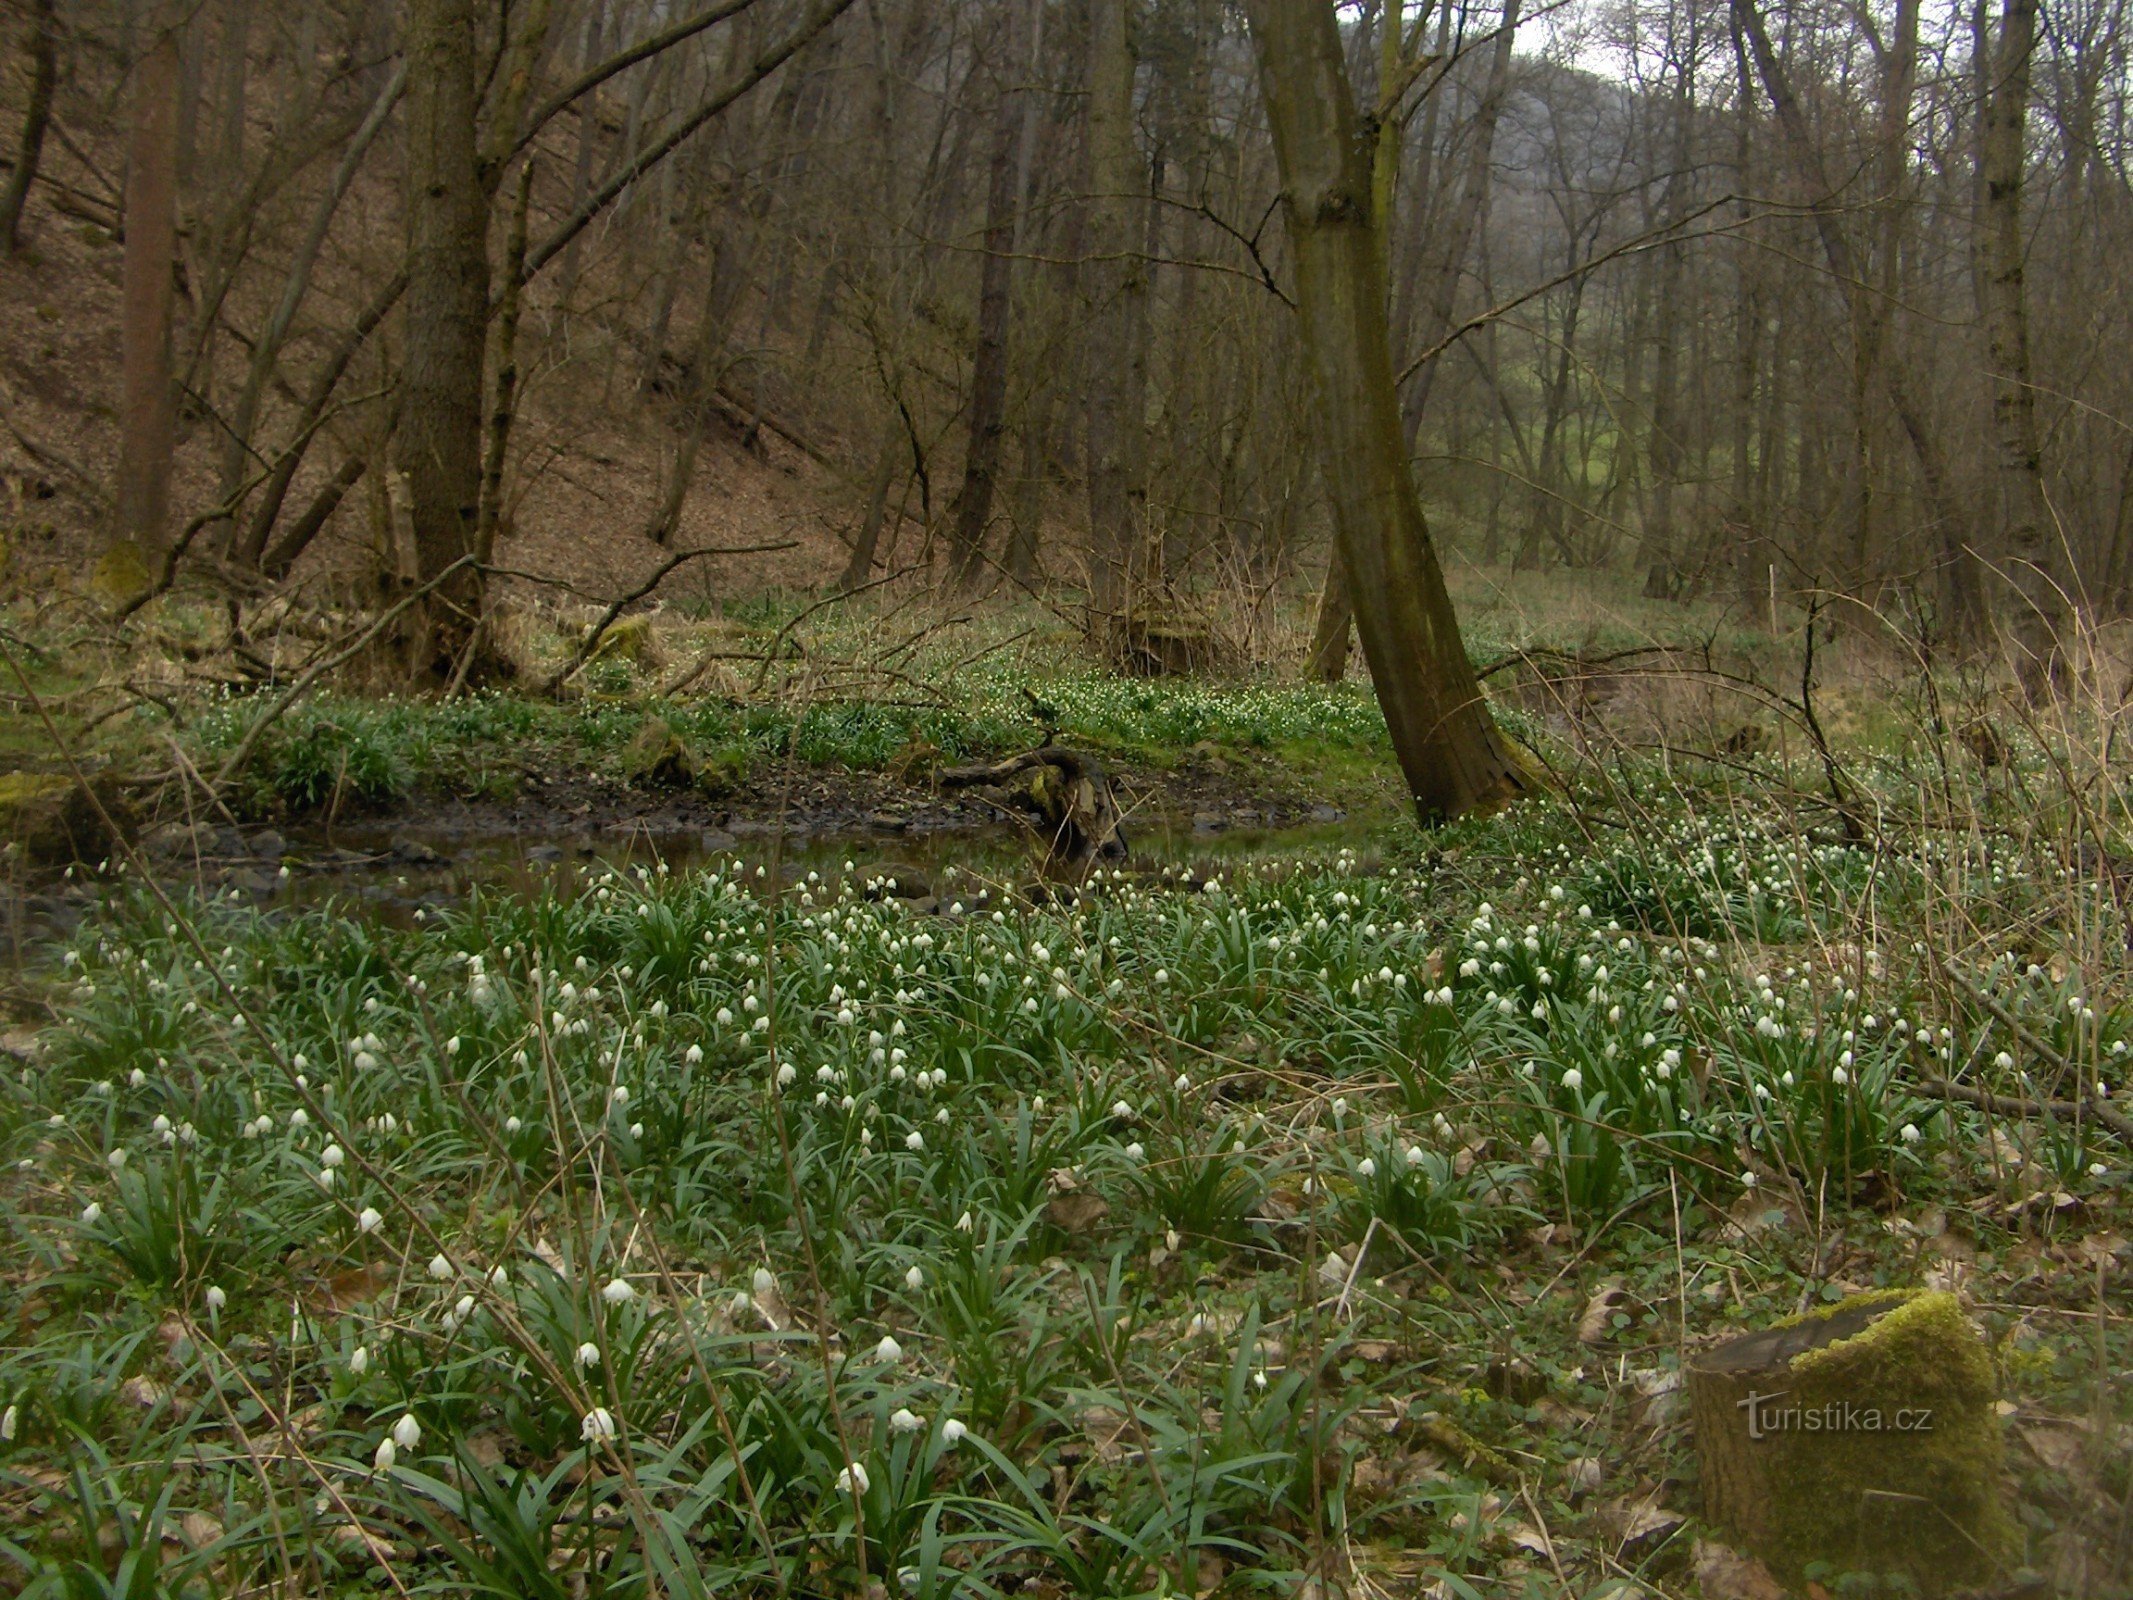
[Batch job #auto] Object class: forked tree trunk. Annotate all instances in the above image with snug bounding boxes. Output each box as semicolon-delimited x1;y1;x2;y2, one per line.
1979;0;2065;678
1243;0;1527;822
396;0;489;674
108;25;181;595
0;0;57;254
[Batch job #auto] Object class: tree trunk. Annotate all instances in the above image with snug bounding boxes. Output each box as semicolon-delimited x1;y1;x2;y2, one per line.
106;23;181;599
1979;0;2065;677
1082;0;1149;629
0;0;57;254
949;0;1035;593
1243;0;1527;822
1308;548;1351;681
396;0;490;675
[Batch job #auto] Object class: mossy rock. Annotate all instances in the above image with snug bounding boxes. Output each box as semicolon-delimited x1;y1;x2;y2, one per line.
0;771;133;865
586;614;661;669
621;718;697;789
87;542;155;611
1688;1289;2014;1595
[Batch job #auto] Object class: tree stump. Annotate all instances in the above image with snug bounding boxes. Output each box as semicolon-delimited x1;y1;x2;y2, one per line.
938;748;1127;876
1687;1289;2013;1596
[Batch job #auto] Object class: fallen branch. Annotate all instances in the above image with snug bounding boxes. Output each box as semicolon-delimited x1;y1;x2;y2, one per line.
1919;1076;2133;1147
541;540;797;696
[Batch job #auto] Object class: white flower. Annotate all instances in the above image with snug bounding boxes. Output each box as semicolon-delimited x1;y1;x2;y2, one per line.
776;1062;796;1087
836;1461;870;1495
601;1278;635;1305
1124;1142;1144;1161
1331;1097;1348;1117
373;1437;397;1472
429;1255;453;1281
392;1413;422;1451
581;1407;618;1443
576;1342;601;1368
1405;1145;1424;1167
106;1148;127;1170
358;1207;383;1234
321;1143;345;1168
1900;1123;1921;1144
504;1116;523;1134
752;1268;776;1298
1111;1100;1134;1120
904;1265;925;1290
79;1202;103;1225
0;1404;15;1441
873;1335;904;1363
204;1286;226;1312
1356;1158;1377;1179
1561;1069;1583;1092
955;1210;974;1232
940;1418;968;1445
889;1407;924;1434
350;1346;369;1375
1741;1172;1758;1190
905;1130;925;1152
454;1294;476;1320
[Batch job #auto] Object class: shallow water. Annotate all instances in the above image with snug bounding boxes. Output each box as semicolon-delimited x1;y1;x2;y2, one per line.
0;808;1367;963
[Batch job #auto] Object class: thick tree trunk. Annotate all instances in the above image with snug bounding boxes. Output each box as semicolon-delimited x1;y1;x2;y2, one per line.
0;0;56;254
396;0;490;674
1243;0;1527;822
949;0;1035;593
1082;0;1149;628
108;25;181;596
1979;0;2065;678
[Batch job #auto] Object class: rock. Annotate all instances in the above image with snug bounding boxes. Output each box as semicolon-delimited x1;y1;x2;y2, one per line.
623;717;699;789
389;836;446;866
142;820;208;859
861;866;932;900
867;809;910;833
1192;810;1226;834
1310;804;1345;823
525;843;563;862
697;829;737;854
249;828;286;860
0;771;131;866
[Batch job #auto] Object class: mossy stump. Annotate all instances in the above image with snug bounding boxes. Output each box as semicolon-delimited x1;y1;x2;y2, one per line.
1687;1289;2013;1595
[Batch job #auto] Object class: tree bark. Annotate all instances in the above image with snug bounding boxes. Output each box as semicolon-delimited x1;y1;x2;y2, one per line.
1979;0;2065;677
1082;0;1149;629
396;0;490;674
949;0;1036;593
110;24;181;589
1243;0;1527;822
0;0;56;254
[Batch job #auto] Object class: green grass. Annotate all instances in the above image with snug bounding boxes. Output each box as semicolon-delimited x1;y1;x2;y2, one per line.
1;753;2127;1595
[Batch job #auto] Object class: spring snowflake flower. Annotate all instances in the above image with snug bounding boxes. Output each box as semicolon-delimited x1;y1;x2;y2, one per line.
955;1210;974;1232
392;1414;422;1451
1124;1142;1145;1161
889;1407;924;1433
905;1130;925;1152
940;1418;968;1445
836;1461;870;1495
79;1202;102;1225
576;1342;601;1368
504;1116;523;1134
1356;1158;1377;1179
429;1255;453;1281
1111;1101;1134;1120
601;1278;635;1305
106;1148;127;1170
581;1407;617;1443
358;1207;383;1234
1561;1069;1583;1092
373;1437;397;1472
1741;1172;1758;1190
775;1062;796;1087
905;1265;925;1290
873;1335;904;1363
204;1286;226;1312
1900;1124;1922;1144
1405;1145;1425;1167
321;1143;345;1168
350;1346;369;1375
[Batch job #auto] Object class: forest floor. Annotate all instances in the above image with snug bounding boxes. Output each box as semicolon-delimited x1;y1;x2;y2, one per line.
0;590;2127;1600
